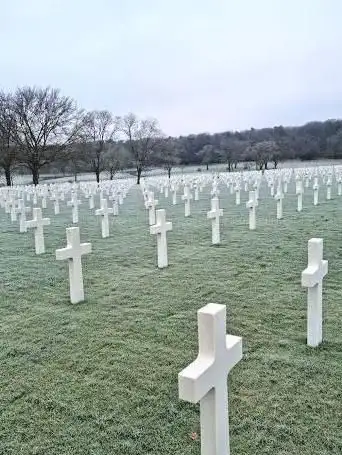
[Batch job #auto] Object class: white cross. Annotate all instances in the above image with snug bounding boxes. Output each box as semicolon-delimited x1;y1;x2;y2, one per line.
51;193;61;215
150;209;172;268
172;186;177;205
67;193;82;223
17;199;31;233
10;199;18;222
337;177;342;196
301;238;328;347
235;185;241;205
179;303;242;455
326;177;332;200
275;188;284;220
182;186;193;217
95;198;113;238
194;184;199;201
246;191;257;230
313;179;319;206
109;193;119;216
146;192;158;225
207;197;223;245
25;207;50;254
56;227;92;304
269;180;275;197
296;180;303;212
41;196;47;209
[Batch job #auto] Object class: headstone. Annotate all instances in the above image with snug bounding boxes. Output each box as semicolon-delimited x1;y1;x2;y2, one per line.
51;193;60;215
25;207;50;254
246;191;257;230
17;199;30;233
67;193;81;223
337;178;342;196
146;192;158;226
56;227;92;304
296;180;303;212
95;198;113;238
10;200;18;222
194;184;199;201
313;179;319;206
275;188;284;220
207;197;223;245
269;181;275;197
235;185;240;205
301;238;328;347
89;194;95;210
150;209;172;268
326;177;332;200
172;187;177;205
178;303;242;455
182;186;193;217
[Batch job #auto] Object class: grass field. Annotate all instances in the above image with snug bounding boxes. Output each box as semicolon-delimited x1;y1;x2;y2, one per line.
1;181;342;455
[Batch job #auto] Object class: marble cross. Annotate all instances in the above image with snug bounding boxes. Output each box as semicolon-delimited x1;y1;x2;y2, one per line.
25;207;50;254
275;187;284;220
56;227;92;304
207;197;223;245
246;190;257;230
326;177;332;200
301;238;328;347
51;193;61;215
313;179;319;206
296;180;303;212
95;198;113;238
179;303;242;455
67;192;82;223
150;209;172;268
17;199;31;233
235;185;241;205
172;186;177;205
182;186;193;217
146;192;159;226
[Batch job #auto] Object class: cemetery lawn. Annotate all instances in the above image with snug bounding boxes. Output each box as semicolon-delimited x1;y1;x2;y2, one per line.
1;182;342;455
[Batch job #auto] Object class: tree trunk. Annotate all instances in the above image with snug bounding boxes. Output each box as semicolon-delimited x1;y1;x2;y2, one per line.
32;167;39;185
168;167;171;179
4;167;12;186
265;161;268;170
137;167;142;184
95;168;100;184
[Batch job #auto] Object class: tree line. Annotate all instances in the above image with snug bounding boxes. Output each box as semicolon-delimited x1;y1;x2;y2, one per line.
1;86;342;186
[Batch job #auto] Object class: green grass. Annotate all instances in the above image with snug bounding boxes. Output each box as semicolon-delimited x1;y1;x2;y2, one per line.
1;181;342;455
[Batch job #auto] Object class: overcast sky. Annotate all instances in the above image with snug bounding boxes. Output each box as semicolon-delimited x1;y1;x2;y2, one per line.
1;0;342;136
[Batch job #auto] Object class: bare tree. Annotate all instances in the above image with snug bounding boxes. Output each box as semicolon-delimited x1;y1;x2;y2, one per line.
154;137;181;178
10;86;83;185
0;92;17;186
82;110;118;183
120;113;162;184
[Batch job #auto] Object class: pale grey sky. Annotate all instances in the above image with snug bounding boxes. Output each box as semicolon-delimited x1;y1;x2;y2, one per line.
1;0;342;136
